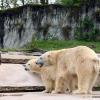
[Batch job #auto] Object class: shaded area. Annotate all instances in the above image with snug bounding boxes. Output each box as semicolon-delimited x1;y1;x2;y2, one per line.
0;15;4;48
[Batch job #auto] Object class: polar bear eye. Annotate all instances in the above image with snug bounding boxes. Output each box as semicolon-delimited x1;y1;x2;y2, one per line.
28;64;30;66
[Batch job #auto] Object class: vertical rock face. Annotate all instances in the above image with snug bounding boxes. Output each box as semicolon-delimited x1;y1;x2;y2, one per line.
2;6;34;48
0;2;100;48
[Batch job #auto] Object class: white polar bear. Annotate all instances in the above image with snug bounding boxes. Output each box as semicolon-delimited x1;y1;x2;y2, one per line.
25;58;77;93
36;46;100;94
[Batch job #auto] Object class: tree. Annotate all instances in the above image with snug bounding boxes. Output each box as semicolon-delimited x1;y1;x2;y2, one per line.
40;0;48;4
0;0;18;9
10;0;18;7
0;0;49;10
19;0;40;5
20;0;25;5
0;0;11;9
0;0;4;9
56;0;81;6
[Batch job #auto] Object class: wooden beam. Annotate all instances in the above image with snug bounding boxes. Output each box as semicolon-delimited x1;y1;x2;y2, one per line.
0;54;39;64
0;86;45;93
1;59;28;64
0;86;99;93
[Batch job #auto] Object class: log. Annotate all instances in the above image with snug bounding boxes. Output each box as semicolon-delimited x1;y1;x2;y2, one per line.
1;59;29;64
1;54;39;64
0;86;45;93
0;86;99;93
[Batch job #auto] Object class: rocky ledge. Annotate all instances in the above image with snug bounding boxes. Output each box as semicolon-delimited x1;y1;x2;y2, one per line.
0;52;42;64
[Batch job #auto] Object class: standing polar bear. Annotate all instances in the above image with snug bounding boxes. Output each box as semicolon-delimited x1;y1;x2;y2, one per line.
25;58;77;93
36;46;100;94
25;58;56;93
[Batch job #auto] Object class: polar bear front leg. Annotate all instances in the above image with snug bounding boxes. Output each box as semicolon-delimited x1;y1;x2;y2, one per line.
52;75;66;94
42;81;54;93
41;75;54;93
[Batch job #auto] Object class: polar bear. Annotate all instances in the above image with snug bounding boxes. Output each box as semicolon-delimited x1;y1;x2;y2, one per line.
25;58;56;93
36;46;100;94
25;58;77;93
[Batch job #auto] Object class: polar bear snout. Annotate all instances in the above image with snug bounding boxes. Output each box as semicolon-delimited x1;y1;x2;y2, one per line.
23;64;30;71
25;67;30;71
36;57;44;67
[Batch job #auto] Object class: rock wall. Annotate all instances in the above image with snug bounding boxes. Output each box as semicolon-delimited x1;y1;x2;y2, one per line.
0;2;100;48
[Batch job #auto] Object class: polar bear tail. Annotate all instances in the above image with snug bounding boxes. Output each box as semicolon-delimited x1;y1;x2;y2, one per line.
93;58;100;72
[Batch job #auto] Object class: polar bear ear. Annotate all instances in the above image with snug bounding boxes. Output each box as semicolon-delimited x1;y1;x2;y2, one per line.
48;54;51;58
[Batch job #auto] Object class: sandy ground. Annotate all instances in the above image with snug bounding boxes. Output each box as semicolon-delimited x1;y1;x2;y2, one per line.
0;92;100;100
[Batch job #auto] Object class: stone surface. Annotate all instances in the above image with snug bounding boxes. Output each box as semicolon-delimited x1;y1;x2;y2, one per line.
0;52;100;100
0;64;43;86
1;52;39;64
0;52;100;87
0;92;100;100
0;63;99;88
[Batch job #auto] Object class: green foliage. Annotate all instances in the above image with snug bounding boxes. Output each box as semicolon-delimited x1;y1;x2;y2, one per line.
75;16;100;41
1;40;100;53
0;0;47;10
57;0;81;6
25;40;100;52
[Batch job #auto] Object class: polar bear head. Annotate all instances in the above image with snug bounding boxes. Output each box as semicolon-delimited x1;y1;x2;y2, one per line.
36;51;58;67
24;58;42;73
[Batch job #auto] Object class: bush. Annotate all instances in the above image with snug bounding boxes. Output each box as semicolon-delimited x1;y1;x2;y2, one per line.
75;17;100;41
57;0;81;6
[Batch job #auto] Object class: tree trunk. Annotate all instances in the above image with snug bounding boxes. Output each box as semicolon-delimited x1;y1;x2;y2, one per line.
40;0;48;4
1;0;4;9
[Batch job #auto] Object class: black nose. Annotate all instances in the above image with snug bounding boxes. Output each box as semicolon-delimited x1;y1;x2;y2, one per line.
25;68;29;71
40;63;44;67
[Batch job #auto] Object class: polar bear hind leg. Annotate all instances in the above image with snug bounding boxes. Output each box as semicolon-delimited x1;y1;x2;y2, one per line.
73;59;99;94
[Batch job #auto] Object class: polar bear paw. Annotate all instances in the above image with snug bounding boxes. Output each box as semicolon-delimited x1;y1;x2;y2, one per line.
42;89;52;93
51;90;58;94
73;89;89;94
52;90;65;94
